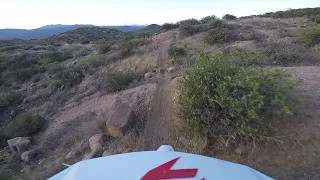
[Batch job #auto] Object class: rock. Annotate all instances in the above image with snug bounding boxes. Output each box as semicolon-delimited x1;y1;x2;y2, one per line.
21;148;44;164
59;85;65;90
7;137;31;155
234;146;246;155
167;67;175;73
65;140;90;163
30;83;36;87
89;134;106;152
82;134;107;160
102;151;114;157
106;103;134;137
144;72;153;79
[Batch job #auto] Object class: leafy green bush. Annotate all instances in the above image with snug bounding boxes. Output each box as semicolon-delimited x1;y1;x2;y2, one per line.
200;15;217;24
222;14;237;20
98;44;112;54
0;91;13;107
204;27;235;44
4;113;46;138
260;40;316;66
178;52;302;145
162;23;179;31
168;45;187;58
294;25;320;46
103;70;137;93
312;15;320;24
179;18;200;26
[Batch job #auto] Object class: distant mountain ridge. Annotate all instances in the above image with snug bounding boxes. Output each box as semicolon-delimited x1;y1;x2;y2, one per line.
0;24;146;40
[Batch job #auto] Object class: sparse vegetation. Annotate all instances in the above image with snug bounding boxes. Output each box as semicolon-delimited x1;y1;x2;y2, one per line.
294;25;320;46
222;14;237;20
103;70;137;93
79;56;105;73
4;113;46;138
178;52;302;146
56;67;85;87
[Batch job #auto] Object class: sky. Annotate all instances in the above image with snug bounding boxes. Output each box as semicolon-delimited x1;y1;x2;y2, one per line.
1;0;319;29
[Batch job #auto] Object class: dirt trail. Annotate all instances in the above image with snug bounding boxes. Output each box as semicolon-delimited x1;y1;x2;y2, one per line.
137;36;173;150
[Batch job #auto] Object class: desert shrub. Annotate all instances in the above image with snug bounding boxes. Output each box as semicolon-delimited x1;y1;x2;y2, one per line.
98;44;112;54
162;23;179;31
49;80;63;91
180;24;202;36
120;39;140;57
222;14;237;20
0;45;20;53
178;52;302;145
260;40;316;66
74;47;91;57
79;56;105;72
103;70;137;93
4;113;46;138
15;67;40;82
56;68;85;87
0;91;13;107
204;27;235;44
294;25;320;46
38;51;73;64
312;15;320;24
200;15;217;24
179;18;200;26
168;45;187;58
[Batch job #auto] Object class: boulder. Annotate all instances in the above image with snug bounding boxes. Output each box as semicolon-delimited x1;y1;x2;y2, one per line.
21;148;44;164
167;67;175;73
144;72;153;79
106;103;134;137
7;137;31;155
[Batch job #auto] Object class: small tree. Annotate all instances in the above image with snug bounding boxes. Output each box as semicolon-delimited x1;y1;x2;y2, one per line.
162;23;179;31
200;15;217;24
222;14;237;20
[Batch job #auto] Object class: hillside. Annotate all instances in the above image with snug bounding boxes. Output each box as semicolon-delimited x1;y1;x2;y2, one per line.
1;7;320;180
0;25;145;40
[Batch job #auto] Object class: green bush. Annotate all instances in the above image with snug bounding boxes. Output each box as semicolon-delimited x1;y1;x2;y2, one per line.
98;44;112;54
222;14;237;20
168;45;187;58
204;27;235;44
163;23;179;31
312;15;320;24
294;25;320;46
178;52;302;144
103;70;137;93
179;18;200;26
200;15;217;24
4;113;46;138
0;91;13;107
0;45;20;53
